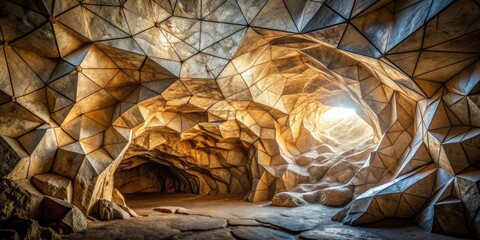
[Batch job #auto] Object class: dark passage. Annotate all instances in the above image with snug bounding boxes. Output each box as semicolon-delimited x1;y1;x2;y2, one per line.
114;162;199;194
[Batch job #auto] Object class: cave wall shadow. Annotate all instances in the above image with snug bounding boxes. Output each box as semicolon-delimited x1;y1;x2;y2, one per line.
114;162;200;195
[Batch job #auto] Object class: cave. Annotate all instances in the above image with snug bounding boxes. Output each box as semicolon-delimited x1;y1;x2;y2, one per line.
114;161;200;194
0;0;479;239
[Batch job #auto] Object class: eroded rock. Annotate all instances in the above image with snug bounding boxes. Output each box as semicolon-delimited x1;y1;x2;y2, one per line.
95;199;130;221
0;178;43;221
31;173;73;203
112;188;138;217
271;192;307;207
154;206;189;214
318;186;352;207
42;196;87;234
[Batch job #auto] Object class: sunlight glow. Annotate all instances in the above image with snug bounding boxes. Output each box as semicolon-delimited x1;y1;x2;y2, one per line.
322;107;357;121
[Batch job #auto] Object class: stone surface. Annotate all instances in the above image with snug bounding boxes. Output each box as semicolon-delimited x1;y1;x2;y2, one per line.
112;188;138;217
64;217;180;240
299;227;381;240
31;173;73;202
317;186;352;207
0;217;61;240
0;0;479;238
42;196;87;234
228;219;261;226
0;178;43;221
154;206;189;214
0;136;29;179
271;192;308;207
256;215;321;232
171;229;235;240
95;199;131;221
231;226;296;240
65;194;459;240
161;214;227;231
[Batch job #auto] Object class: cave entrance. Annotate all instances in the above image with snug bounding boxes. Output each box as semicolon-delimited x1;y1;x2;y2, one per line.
310;106;376;153
114;161;200;195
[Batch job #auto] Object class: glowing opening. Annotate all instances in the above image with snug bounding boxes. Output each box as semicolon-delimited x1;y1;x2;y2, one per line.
303;105;375;153
321;107;357;121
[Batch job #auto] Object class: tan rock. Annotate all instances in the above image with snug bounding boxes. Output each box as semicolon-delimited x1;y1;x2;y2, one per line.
42;196;87;233
31;173;73;203
95;199;130;221
318;186;352;207
271;192;307;207
112;188;138;217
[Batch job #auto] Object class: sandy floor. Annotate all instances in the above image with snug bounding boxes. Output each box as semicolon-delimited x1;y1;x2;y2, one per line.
64;194;461;240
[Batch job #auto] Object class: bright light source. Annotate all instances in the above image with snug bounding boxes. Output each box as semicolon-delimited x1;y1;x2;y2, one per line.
322;107;356;121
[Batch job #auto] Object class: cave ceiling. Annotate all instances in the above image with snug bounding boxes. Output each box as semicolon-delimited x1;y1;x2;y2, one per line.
0;0;479;237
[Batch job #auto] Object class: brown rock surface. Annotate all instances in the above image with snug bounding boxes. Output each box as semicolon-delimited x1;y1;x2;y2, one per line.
0;178;43;221
42;196;87;234
31;173;73;202
95;199;131;221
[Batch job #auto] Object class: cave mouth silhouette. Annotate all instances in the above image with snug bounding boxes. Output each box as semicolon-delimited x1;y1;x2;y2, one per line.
115;162;200;195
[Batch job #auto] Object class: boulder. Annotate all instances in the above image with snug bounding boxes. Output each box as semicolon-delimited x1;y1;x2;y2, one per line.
42;196;87;234
31;173;73;202
0;178;43;221
271;192;307;207
96;199;130;220
154;206;188;214
112;188;138;217
318;186;352;207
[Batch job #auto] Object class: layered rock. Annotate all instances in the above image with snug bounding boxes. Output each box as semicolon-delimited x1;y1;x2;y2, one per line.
0;0;478;238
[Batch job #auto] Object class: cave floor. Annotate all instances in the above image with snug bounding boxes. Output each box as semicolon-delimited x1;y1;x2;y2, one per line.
64;194;460;240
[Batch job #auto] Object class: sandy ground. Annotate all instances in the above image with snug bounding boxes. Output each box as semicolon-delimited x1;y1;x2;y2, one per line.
64;194;462;240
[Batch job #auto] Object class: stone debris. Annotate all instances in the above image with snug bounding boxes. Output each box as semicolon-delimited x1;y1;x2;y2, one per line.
154;206;189;214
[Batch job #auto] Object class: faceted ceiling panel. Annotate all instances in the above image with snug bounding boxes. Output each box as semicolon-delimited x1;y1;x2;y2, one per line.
0;0;479;238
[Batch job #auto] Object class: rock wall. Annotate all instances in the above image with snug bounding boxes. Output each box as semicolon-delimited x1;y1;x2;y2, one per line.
0;0;478;238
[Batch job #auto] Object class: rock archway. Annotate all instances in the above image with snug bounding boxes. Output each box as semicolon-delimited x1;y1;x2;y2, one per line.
0;0;479;238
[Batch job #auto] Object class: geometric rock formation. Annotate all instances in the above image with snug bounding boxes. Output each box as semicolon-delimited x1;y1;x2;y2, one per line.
0;0;478;238
0;136;29;180
52;143;86;180
334;164;438;225
41;197;87;234
31;174;73;203
431;199;468;236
